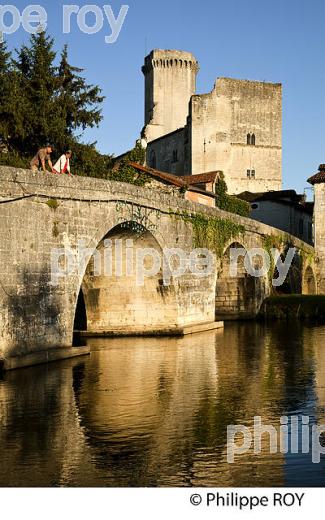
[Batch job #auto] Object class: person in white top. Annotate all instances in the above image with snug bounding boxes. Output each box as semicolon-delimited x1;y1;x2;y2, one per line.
52;150;73;175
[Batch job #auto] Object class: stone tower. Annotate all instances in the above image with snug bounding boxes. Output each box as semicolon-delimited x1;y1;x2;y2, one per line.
142;49;199;143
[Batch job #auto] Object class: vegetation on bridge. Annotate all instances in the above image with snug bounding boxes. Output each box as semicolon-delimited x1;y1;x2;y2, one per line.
175;211;245;257
262;234;315;292
214;173;250;217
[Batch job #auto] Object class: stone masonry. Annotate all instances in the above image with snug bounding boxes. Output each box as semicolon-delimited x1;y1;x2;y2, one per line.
0;167;316;370
143;49;282;195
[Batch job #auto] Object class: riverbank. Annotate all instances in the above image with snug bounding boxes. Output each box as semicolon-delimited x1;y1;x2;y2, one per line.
259;295;325;321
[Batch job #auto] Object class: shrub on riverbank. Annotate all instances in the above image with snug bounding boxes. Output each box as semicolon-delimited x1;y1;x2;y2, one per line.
259;295;325;322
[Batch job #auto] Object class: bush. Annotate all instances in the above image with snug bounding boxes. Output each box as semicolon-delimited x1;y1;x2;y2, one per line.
107;141;151;186
215;172;250;217
0;151;30;169
68;141;113;178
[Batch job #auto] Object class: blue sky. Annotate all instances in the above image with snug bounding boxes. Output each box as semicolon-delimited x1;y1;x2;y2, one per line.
3;0;325;194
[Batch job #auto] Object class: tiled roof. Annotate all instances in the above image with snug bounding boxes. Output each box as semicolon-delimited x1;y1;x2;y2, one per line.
182;171;220;185
128;162;219;187
128;162;186;187
238;190;304;204
307;165;325;185
237;190;313;215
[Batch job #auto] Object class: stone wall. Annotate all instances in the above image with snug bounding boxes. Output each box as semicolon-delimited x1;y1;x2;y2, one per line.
190;78;282;194
143;56;282;196
146;127;188;175
313;184;325;292
0;167;316;368
0;168;216;364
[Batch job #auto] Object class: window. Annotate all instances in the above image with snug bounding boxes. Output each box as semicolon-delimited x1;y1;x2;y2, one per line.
247;169;256;179
247;133;256;145
149;150;156;169
172;150;178;163
251;134;256;146
247;134;251;145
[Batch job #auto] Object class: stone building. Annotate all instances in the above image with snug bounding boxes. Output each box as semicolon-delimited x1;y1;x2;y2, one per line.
142;49;282;195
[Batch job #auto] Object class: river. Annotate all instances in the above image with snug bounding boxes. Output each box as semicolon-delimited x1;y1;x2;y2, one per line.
1;322;325;487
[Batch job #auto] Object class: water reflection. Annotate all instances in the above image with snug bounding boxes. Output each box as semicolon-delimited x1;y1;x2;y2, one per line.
1;322;325;486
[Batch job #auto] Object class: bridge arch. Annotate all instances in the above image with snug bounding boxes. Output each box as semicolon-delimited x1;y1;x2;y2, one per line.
302;265;317;295
215;241;267;320
74;287;87;332
73;221;178;336
271;248;303;295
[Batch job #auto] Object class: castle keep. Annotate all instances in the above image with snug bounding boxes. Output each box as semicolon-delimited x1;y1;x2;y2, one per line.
142;49;282;195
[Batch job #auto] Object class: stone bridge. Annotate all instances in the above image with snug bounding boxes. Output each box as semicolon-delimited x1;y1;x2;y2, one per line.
0;167;318;369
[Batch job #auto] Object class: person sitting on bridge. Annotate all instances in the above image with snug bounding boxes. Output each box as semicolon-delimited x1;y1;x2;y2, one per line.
30;144;54;173
52;150;73;175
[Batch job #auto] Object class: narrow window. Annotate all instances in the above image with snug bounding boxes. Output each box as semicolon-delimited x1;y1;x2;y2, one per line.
247;170;251;178
251;134;256;145
172;150;178;163
251;170;256;178
247;134;251;145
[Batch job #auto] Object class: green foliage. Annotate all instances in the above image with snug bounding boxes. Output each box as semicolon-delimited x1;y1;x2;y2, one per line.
176;211;245;257
0;151;29;169
0;40;24;149
214;172;250;217
215;173;228;196
0;33;150;186
56;44;104;149
0;31;105;168
12;32;59;152
262;234;285;252
108;141;151;186
126;141;146;164
262;234;303;294
67;141;113;178
46;199;59;210
300;249;315;268
261;295;325;322
262;234;287;284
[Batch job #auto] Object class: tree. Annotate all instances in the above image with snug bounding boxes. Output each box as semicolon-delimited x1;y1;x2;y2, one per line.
108;141;150;186
0;39;13;148
56;45;104;150
214;172;250;217
70;141;113;178
0;30;109;176
0;38;10;72
20;31;61;151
